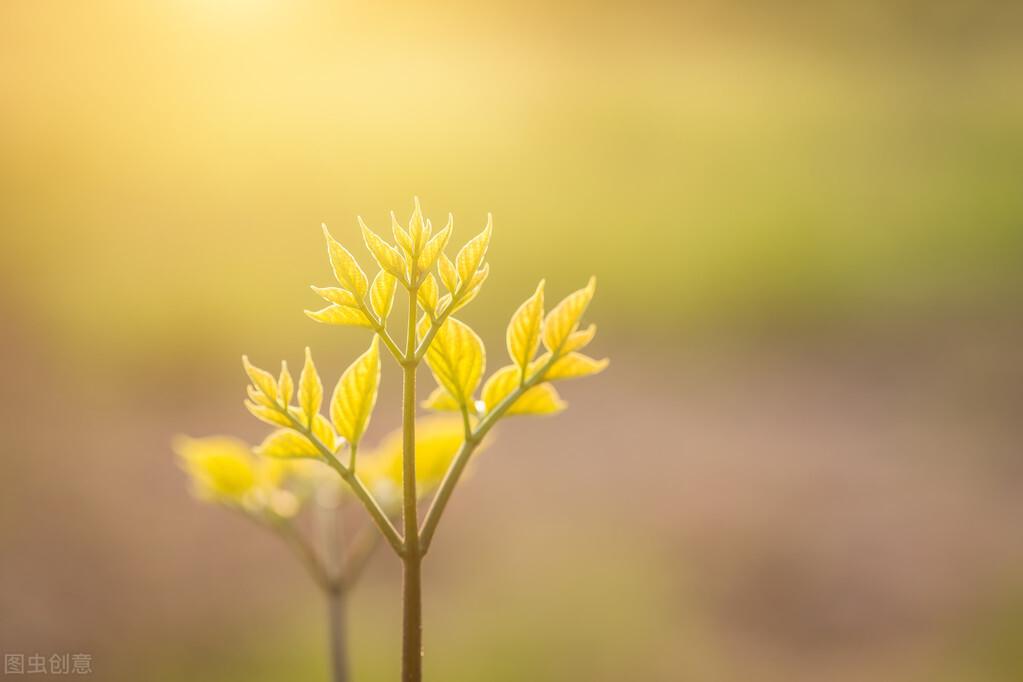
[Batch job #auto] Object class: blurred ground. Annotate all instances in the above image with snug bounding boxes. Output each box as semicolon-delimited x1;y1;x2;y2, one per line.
2;1;1023;680
2;311;1022;681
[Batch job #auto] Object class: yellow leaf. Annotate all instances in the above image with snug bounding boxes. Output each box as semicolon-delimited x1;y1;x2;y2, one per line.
311;412;340;451
255;429;321;459
417;273;439;316
423;317;485;407
305;305;373;328
455;213;493;284
278;361;294;405
298;347;322;428
391;210;414;257
481;365;565;415
370;270;397;320
418;214;452;273
542;276;597;354
330;337;381;446
322;224;368;297
563;323;597;353
506;280;545;371
245;400;291;428
366;416;482;497
438;252;458;293
360;217;407;282
408;196;431;255
422;385;461;411
247;384;275;409
242;355;278;402
311;285;361;308
175;436;257;502
545;353;609;380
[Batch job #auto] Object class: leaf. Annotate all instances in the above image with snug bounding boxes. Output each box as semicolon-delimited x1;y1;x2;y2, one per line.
278;361;294;405
481;365;565;415
245;400;292;427
563;323;597;354
255;429;321;459
305;305;373;328
175;436;257;501
309;411;340;451
417;273;439;316
311;285;361;308
408;197;431;255
247;384;275;409
298;347;322;428
455;213;493;284
438;252;458;293
242;356;278;402
322;224;369;297
544;352;609;380
370;270;397;320
418;214;452;273
391;211;414;256
360;217;407;282
421;385;461;412
542;276;596;354
506;280;545;371
422;317;485;407
330;337;381;446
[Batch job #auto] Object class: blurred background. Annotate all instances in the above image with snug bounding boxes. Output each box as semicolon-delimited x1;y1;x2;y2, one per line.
2;1;1022;680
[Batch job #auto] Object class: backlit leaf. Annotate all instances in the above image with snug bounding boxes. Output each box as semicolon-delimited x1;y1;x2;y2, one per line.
481;365;565;415
542;276;596;354
245;400;291;428
422;317;485;407
455;213;493;284
418;215;452;273
417;273;439;317
242;356;278;402
298;347;322;428
563;323;597;354
360;217;407;282
438;252;458;292
391;211;414;256
278;361;294;405
255;429;321;459
330;337;381;446
305;305;373;328
506;280;545;371
545;352;609;380
311;285;361;308
370;270;397;320
422;385;461;411
322;224;368;297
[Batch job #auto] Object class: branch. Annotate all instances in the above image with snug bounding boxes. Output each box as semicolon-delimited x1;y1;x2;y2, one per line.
279;409;406;557
419;354;558;554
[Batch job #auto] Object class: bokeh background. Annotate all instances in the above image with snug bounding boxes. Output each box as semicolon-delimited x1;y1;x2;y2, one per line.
2;1;1023;680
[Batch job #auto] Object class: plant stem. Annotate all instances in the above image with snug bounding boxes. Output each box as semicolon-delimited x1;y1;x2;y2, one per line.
319;501;350;682
327;586;350;682
401;286;424;682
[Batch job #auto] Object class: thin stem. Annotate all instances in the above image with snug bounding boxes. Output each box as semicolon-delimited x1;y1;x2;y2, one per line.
326;587;350;682
340;524;381;590
317;502;351;682
271;520;333;593
321;452;405;556
419;354;558;554
278;408;405;555
401;285;424;682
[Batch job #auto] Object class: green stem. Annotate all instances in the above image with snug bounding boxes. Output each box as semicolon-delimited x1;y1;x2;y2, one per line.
401;286;424;682
326;586;350;682
419;353;558;554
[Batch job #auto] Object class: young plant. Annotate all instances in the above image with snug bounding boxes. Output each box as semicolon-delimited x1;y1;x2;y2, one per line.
179;198;606;682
